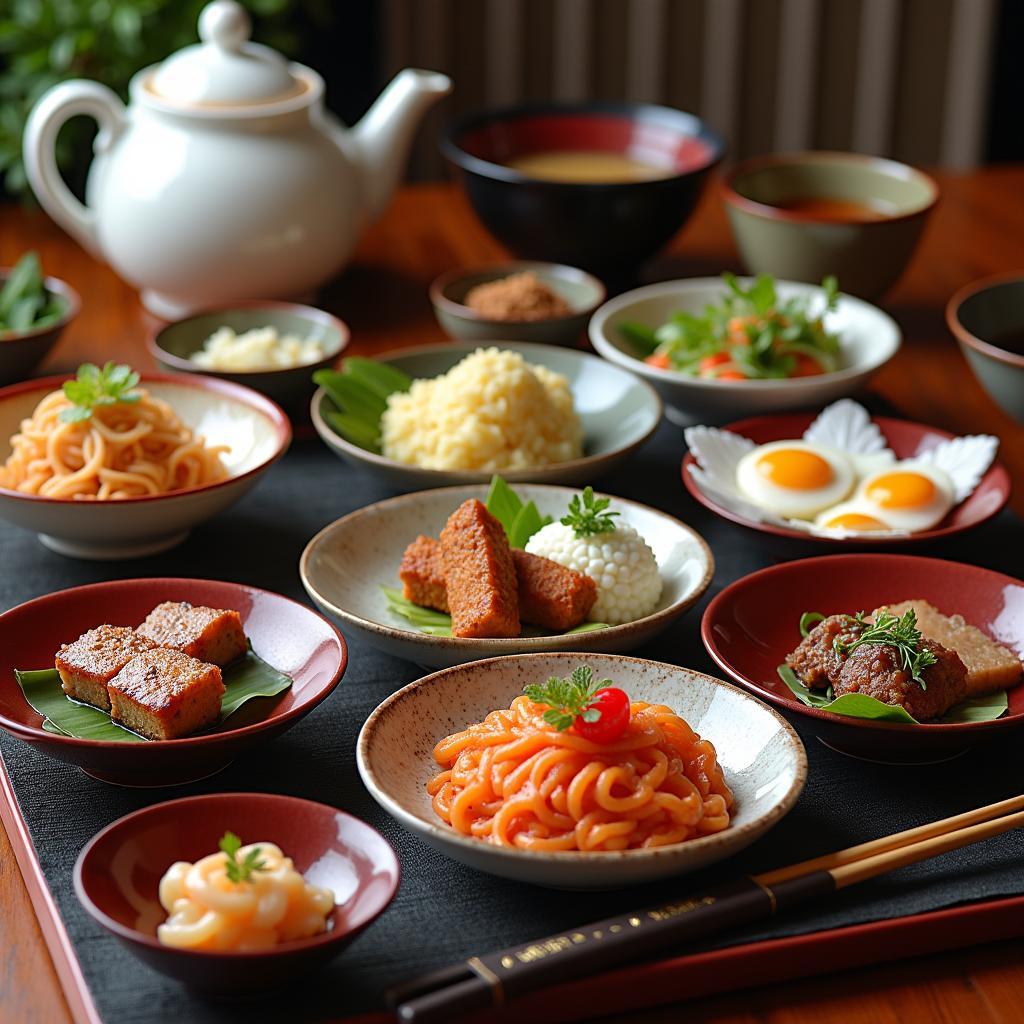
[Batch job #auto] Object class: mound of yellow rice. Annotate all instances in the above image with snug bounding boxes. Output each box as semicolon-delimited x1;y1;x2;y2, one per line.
380;348;583;471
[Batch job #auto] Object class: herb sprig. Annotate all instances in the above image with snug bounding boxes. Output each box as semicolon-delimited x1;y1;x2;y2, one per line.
561;487;619;538
60;362;140;423
834;608;937;689
524;665;612;732
219;831;267;884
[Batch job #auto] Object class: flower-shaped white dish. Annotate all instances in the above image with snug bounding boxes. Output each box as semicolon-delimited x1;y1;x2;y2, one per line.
682;400;1008;545
0;373;290;559
357;652;807;888
310;341;662;489
300;484;713;669
589;277;900;423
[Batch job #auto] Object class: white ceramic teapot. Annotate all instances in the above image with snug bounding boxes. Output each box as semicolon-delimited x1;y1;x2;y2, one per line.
23;1;451;318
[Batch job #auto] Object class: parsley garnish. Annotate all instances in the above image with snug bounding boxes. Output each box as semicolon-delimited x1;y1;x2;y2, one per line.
834;608;937;689
523;665;612;731
219;831;267;884
60;362;141;423
561;487;619;538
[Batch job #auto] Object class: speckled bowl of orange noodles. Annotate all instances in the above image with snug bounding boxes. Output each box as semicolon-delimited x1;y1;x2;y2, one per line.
0;372;290;560
357;652;806;888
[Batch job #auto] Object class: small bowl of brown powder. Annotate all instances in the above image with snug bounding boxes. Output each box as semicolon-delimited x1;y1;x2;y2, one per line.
430;261;605;346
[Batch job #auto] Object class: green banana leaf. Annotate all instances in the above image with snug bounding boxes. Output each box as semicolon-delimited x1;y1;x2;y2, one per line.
776;664;1008;725
15;650;292;743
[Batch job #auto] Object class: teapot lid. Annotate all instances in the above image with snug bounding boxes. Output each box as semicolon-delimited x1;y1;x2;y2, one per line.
149;1;304;107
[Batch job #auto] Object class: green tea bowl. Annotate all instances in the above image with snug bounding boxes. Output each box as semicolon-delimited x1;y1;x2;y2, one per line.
722;152;939;299
947;273;1024;423
148;301;349;420
429;260;605;347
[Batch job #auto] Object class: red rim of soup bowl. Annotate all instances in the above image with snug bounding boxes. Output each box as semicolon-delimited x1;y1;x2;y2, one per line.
73;792;399;976
681;411;1011;545
0;578;347;755
0;372;292;506
701;554;1024;740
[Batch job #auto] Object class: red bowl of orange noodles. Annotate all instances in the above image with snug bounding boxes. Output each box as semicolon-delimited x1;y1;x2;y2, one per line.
357;652;806;888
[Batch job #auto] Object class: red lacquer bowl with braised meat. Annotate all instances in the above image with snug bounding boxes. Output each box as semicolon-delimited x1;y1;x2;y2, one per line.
701;555;1024;763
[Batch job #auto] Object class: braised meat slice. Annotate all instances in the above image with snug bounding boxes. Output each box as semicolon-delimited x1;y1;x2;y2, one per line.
785;614;865;690
833;639;968;721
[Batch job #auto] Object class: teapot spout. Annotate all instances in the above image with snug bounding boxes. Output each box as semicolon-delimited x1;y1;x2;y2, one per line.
351;68;452;223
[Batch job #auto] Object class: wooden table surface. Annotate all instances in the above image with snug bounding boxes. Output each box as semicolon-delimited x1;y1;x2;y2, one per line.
2;173;1023;1023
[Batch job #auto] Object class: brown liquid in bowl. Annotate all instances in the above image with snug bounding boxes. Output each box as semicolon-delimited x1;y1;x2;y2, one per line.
986;328;1024;355
770;197;895;221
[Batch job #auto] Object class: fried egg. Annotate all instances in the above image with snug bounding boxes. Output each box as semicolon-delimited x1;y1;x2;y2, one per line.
813;501;897;533
736;441;855;518
853;461;955;532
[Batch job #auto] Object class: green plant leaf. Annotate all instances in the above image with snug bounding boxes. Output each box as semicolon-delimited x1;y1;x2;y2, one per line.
618;321;660;355
484;474;524;536
507;500;549;549
776;664;1008;725
15;650;292;743
314;358;412;454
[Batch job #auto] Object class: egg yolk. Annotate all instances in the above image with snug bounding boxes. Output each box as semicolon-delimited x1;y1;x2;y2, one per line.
865;472;936;509
823;512;888;531
756;449;833;490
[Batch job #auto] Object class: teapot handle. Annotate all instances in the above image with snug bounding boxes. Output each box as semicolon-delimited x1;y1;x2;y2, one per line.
23;81;127;256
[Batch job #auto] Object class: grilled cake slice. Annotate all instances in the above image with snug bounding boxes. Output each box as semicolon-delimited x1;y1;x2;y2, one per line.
108;649;224;740
877;600;1023;697
137;601;247;667
54;626;158;712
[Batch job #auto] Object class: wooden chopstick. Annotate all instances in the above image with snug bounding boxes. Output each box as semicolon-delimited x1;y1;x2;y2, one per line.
755;793;1024;885
389;796;1024;1023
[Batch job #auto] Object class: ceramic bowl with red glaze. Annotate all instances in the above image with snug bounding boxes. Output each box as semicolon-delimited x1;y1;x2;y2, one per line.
682;411;1010;545
702;554;1024;763
442;102;723;274
0;578;347;786
74;792;399;993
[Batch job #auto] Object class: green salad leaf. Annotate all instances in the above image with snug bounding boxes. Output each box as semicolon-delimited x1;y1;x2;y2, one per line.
314;358;413;454
485;474;551;548
776;664;1008;725
60;362;141;423
15;650;292;743
381;587;607;639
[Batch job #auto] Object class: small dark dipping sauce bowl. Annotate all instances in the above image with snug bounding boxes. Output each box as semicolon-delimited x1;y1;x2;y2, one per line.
442;102;724;276
74;792;400;994
947;273;1024;424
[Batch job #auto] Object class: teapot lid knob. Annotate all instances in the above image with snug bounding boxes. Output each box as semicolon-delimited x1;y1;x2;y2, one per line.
199;1;251;53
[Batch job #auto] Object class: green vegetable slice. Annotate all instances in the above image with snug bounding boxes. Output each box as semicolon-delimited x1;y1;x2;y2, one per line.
15;650;292;743
776;664;1008;725
381;587;606;638
314;359;413;454
484;475;551;548
0;251;41;320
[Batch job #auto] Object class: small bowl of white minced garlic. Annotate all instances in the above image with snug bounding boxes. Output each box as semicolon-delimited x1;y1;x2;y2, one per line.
149;302;349;418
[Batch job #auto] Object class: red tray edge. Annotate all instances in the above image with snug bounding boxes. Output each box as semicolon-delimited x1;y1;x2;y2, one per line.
3;750;1021;1024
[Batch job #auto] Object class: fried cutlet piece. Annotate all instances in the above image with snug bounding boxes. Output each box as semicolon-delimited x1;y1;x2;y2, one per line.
137;602;247;667
878;600;1023;697
834;638;969;721
439;500;519;639
54;626;158;712
108;648;225;741
400;535;449;613
785;614;866;690
511;549;597;631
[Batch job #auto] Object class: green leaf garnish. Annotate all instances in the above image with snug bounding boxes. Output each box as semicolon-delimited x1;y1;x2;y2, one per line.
59;362;140;424
315;359;413;454
561;486;619;538
219;831;267;884
799;612;826;638
484;475;551;548
834;608;937;689
523;665;614;732
776;664;1008;725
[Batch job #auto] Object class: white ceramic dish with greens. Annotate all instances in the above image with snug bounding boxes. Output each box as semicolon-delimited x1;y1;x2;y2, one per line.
300;482;713;669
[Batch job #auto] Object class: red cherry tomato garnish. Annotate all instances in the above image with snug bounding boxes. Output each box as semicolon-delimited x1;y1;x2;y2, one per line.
716;370;746;381
573;687;631;744
644;352;671;369
699;352;732;372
